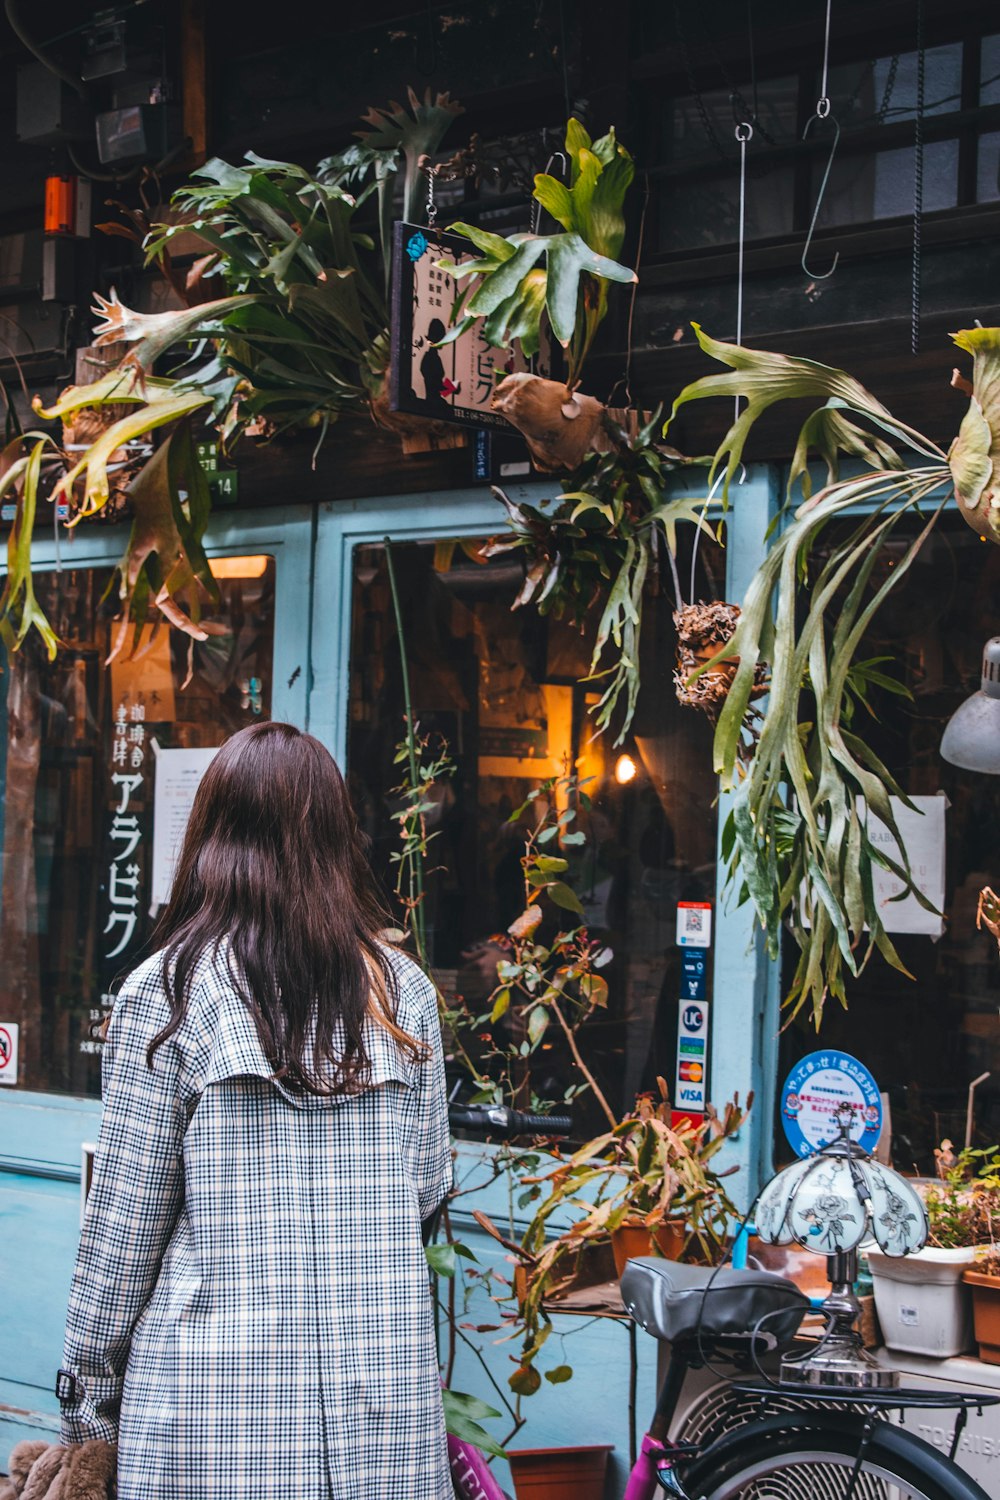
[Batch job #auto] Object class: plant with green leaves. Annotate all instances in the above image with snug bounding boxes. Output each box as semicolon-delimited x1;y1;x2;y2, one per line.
0;92;463;660
467;773;618;1129
485;410;713;743
441;117;635;383
926;1145;1000;1250
667;323;1000;1024
475;1082;749;1395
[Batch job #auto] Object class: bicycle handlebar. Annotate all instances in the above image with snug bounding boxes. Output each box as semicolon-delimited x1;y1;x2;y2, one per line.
448;1103;573;1140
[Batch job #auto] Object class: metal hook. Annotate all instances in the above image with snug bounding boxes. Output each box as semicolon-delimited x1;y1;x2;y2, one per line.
801;108;840;280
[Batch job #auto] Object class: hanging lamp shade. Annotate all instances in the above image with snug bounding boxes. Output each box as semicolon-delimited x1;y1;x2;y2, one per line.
755;1140;928;1257
940;637;1000;774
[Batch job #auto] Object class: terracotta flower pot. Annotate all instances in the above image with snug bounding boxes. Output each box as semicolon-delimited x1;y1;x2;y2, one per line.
610;1220;685;1278
508;1444;612;1500
964;1269;1000;1364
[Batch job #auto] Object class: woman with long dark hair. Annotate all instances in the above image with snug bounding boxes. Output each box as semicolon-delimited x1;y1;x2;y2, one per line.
58;722;453;1499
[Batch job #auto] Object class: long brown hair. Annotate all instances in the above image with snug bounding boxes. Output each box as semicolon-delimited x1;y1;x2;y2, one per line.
148;721;422;1092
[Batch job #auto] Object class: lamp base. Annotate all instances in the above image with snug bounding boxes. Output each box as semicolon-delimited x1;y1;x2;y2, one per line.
780;1337;898;1390
780;1249;899;1391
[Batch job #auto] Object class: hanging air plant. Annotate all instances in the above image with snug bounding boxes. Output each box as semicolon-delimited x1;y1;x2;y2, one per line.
486;410;713;743
668;323;1000;1025
673;601;768;724
440;117;636;471
0;91;465;659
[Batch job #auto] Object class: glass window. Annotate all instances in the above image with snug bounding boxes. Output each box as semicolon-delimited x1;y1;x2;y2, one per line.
776;515;1000;1172
813;140;959;229
0;556;276;1097
347;535;722;1130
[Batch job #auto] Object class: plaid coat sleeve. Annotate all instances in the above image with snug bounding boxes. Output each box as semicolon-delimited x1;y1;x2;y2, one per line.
60;963;192;1443
396;958;453;1220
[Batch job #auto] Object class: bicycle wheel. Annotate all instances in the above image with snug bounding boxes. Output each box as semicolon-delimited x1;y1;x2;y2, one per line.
682;1412;991;1500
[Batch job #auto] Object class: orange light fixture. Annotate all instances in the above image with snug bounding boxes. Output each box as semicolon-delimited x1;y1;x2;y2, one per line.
44;175;76;236
208;555;270;579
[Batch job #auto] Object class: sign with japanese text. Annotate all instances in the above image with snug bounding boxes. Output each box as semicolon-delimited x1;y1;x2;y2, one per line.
780;1050;883;1158
151;747;219;907
867;794;946;936
389;222;537;428
103;697;148;965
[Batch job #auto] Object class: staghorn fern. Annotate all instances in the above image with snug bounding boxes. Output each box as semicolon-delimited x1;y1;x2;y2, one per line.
667;324;999;1025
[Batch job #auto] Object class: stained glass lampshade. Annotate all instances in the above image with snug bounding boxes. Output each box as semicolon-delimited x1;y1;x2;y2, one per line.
755;1141;928;1258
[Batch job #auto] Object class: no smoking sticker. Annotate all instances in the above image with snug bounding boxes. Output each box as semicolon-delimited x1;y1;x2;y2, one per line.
0;1023;19;1085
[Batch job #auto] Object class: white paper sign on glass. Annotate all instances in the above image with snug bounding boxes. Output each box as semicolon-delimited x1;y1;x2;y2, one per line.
151;747;220;908
866;793;946;937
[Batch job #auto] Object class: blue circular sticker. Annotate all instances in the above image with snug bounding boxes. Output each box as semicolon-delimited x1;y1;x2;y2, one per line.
780;1050;883;1157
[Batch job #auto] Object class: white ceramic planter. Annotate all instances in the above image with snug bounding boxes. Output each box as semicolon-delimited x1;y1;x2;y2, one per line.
868;1245;980;1357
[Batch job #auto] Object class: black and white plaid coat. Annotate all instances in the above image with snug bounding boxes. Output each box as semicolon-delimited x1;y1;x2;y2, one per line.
60;943;453;1499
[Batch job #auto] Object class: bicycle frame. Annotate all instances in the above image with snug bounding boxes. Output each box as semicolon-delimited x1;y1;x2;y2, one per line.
448;1434;508;1500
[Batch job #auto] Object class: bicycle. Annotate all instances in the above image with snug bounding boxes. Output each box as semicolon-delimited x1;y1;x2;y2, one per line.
441;1104;999;1500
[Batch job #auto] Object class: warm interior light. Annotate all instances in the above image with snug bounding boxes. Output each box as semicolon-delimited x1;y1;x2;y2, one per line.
615;753;638;785
209;555;270;579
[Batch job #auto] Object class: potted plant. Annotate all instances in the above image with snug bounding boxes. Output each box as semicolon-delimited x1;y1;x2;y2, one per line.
484;1081;749;1393
868;1144;1000;1358
965;1241;1000;1365
506;1443;613;1500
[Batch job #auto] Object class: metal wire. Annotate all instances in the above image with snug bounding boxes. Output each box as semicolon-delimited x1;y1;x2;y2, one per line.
818;0;833;112
736;123;752;352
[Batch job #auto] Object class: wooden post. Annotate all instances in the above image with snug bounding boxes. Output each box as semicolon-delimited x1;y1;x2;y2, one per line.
180;0;208;169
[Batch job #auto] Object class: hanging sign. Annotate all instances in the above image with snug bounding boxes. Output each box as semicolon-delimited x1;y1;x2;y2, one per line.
0;1023;19;1085
780;1050;883;1158
389;222;537;429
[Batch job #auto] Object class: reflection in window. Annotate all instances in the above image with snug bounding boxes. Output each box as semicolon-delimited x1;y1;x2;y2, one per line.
0;557;276;1097
347;536;722;1128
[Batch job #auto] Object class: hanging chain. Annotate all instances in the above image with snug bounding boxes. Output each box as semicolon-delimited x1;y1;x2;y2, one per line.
876;54;900;125
426;164;438;229
912;0;925;354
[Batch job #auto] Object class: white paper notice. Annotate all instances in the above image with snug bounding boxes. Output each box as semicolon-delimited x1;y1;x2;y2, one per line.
151;747;219;908
867;794;947;937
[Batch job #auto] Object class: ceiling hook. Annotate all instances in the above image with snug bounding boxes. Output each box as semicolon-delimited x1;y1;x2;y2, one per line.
801;107;841;281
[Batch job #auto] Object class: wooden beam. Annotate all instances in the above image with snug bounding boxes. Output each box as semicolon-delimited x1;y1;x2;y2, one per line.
181;0;208;167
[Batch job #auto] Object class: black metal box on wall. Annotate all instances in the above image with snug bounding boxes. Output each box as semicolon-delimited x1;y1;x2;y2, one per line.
16;63;92;145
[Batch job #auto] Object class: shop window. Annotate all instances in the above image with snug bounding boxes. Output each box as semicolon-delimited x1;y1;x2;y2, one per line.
776;514;1000;1173
0;557;276;1098
647;33;992;257
346;535;722;1129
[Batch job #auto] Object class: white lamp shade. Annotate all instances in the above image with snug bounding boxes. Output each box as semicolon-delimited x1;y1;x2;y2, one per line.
755;1150;928;1258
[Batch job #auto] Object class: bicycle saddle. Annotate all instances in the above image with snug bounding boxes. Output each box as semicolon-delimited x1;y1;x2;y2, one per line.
620;1258;809;1351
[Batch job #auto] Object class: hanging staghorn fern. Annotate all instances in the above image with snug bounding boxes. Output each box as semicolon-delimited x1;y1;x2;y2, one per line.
667;324;1000;1026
